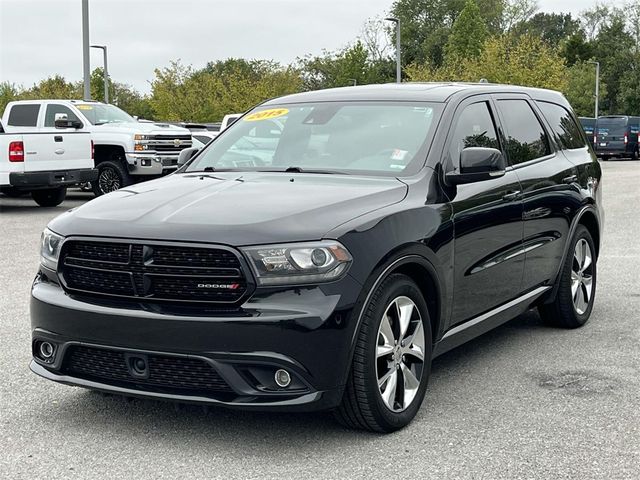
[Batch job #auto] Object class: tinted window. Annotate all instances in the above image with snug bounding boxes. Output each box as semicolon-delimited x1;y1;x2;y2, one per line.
597;118;628;136
7;104;40;126
193;135;213;145
448;101;500;165
497;100;551;164
44;104;81;127
537;102;586;150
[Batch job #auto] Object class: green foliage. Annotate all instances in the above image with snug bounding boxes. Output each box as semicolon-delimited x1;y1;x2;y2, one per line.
408;34;568;91
389;0;504;67
617;54;640;114
515;12;581;47
565;62;608;117
299;41;394;90
445;0;488;60
150;60;302;122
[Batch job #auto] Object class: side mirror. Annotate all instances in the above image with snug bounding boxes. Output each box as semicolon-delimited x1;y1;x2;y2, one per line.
177;147;200;166
54;114;82;129
446;147;506;185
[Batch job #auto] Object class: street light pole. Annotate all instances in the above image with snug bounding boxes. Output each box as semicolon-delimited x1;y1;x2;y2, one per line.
385;17;401;83
588;60;600;119
82;0;91;100
91;45;109;103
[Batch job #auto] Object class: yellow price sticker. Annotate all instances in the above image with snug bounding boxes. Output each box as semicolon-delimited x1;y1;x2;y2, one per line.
77;105;93;110
243;108;289;122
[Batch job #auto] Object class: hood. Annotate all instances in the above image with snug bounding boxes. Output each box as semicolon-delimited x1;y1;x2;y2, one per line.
93;122;191;136
50;172;408;245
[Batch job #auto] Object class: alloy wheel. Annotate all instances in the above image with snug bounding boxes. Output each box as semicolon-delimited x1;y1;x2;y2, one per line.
98;167;121;194
571;238;594;315
376;296;426;412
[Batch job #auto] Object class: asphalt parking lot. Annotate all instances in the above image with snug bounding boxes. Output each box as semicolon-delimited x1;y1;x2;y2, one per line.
1;161;639;479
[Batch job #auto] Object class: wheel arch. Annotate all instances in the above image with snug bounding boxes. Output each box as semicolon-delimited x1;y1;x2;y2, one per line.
347;244;447;361
94;144;127;166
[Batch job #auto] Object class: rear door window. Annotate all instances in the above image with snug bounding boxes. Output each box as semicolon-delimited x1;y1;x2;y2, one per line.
496;99;551;164
537;102;586;150
7;104;40;127
448;101;500;166
44;104;81;127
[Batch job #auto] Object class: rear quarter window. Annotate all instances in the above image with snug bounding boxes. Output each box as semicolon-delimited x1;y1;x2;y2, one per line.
8;104;40;127
537;102;586;150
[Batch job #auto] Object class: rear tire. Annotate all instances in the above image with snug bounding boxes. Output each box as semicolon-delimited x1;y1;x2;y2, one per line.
539;225;596;328
334;273;432;432
92;159;132;196
31;187;66;207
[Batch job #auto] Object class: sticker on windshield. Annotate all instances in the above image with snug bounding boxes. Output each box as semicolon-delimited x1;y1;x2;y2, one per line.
244;108;289;122
391;149;408;161
77;105;93;110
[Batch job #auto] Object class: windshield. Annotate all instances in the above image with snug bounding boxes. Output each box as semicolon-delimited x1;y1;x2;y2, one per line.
76;104;135;125
185;102;441;176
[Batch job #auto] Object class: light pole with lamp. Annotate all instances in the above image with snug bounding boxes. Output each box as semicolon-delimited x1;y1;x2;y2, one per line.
587;60;600;119
91;45;109;103
385;17;401;83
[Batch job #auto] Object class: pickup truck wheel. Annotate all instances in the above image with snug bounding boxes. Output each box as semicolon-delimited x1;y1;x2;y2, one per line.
93;160;132;196
31;187;66;207
334;273;432;432
539;225;596;328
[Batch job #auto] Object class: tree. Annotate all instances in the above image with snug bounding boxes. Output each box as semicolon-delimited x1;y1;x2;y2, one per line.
389;0;504;67
0;82;21;114
445;0;488;60
580;2;611;41
515;12;580;47
502;0;539;32
617;55;640;115
565;62;608;117
407;34;568;91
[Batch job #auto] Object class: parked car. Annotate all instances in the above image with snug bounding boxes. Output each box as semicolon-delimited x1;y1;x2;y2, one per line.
29;83;603;432
191;131;218;149
1;101;193;196
220;113;242;130
594;115;640;160
579;116;596;150
0;118;95;206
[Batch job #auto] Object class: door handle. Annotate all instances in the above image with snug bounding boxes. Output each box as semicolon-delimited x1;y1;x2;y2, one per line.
502;190;521;201
54;136;63;142
563;175;578;184
54;149;65;155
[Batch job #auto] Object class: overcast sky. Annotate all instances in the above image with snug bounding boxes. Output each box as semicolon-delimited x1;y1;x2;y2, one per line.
0;0;628;93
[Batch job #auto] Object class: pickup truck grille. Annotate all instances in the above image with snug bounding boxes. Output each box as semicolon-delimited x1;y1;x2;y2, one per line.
147;134;192;154
58;239;250;304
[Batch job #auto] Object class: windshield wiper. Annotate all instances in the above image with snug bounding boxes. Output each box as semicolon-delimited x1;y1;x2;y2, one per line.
280;166;336;174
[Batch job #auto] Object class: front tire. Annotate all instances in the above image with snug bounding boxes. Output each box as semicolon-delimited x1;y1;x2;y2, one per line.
539;225;597;328
31;187;66;207
92;159;132;197
335;273;432;432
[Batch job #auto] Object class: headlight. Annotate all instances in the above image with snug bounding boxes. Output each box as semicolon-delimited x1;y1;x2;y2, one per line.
134;134;149;151
241;241;352;286
133;134;149;141
40;228;64;270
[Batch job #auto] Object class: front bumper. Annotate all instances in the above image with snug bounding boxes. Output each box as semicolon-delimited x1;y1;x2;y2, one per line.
125;153;179;175
9;168;98;189
30;274;362;411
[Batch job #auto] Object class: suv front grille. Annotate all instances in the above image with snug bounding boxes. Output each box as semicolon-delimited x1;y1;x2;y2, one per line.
63;345;233;395
59;240;250;304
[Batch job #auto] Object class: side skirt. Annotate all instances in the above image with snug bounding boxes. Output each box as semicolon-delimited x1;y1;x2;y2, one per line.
432;286;551;358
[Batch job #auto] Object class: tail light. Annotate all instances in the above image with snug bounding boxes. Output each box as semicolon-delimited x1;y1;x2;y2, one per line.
91;140;94;160
8;141;24;162
623;134;628;144
593;135;597;144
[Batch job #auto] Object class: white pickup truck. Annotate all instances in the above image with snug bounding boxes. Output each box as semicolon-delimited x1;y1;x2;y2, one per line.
0;118;96;207
1;100;192;196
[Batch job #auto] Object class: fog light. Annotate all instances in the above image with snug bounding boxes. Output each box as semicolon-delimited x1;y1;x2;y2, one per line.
39;341;55;360
141;159;151;167
274;369;291;388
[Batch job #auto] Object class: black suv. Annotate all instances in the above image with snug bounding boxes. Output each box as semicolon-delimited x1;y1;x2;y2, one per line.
31;83;603;432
